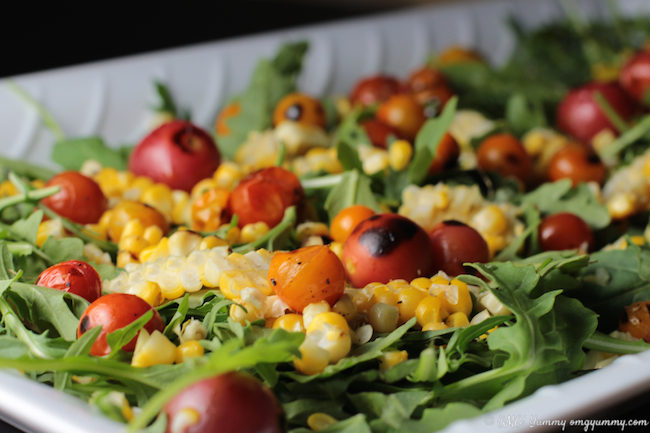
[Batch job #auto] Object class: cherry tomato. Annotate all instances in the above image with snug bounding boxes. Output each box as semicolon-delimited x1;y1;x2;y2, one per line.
77;293;165;357
36;260;102;303
164;372;285;433
268;245;346;312
273;93;326;128
407;67;448;94
476;133;532;184
556;82;636;144
437;46;484;65
376;94;427;142
247;166;304;209
406;67;454;111
41;171;107;225
619;51;650;105
349;75;405;107
428;220;489;277
619;301;650;343
428;133;460;174
547;144;607;186
418;86;455;118
107;200;169;243
343;213;436;288
330;204;376;243
538;212;594;252
215;102;241;136
360;119;399;149
128;120;221;192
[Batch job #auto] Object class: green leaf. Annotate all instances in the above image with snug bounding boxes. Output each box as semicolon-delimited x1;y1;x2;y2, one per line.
163;294;190;339
54;326;102;390
52;137;129;171
9;210;43;246
0;242;15;280
584;330;650;354
505;93;547;136
0;156;57;181
396;403;482;433
323;170;381;221
105;310;154;359
41;236;84;264
336;141;364;173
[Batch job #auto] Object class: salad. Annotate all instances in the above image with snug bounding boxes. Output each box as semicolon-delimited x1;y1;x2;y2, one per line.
2;2;650;433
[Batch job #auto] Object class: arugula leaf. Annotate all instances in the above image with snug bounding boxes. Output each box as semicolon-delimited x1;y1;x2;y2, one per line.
153;81;190;120
335;108;373;150
41;236;84;263
106;310;154;359
584;330;650;354
9;210;43;246
53;326;102;390
505;93;547;136
163;294;190;339
52;137;129;171
335;141;364;173
323;170;381;221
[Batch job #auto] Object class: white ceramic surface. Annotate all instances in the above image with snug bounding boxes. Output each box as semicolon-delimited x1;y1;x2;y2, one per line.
1;0;650;432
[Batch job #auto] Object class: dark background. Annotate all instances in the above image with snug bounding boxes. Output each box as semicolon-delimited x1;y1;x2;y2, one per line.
1;0;649;431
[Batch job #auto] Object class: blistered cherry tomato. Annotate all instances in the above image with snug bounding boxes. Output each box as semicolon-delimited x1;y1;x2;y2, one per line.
107;200;169;243
129;120;221;192
428;133;460;174
247;166;304;209
620;51;650;105
268;245;346;312
215;102;241;136
556;82;636;144
273;92;326;128
41;171;107;225
428;221;489;277
343;214;436;288
164;372;285;433
360;119;399;149
349;75;405;107
538;212;594;252
330;204;376;243
407;67;448;94
78;293;165;357
547;144;607;186
376;94;427;141
619;301;650;343
36;260;102;303
476;133;532;184
407;67;454;111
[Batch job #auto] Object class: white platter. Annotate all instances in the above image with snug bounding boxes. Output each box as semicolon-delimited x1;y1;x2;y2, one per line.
1;0;650;432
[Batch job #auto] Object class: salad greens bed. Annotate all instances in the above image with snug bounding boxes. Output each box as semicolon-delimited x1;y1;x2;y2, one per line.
3;3;650;433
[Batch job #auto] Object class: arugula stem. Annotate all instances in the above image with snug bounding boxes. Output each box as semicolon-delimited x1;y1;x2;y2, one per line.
0;222;54;264
593;91;629;134
599;114;650;159
0;297;52;359
6;80;66;142
0;185;60;213
583;331;650;354
300;174;344;190
233;206;296;253
0;156;57;181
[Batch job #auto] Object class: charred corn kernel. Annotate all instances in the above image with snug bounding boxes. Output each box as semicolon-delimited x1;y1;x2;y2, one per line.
169;408;200;433
295;222;329;243
329;242;344;261
168;230;202;257
199;235;228;250
131;329;177;367
175;341;204;363
368;303;399;333
410;277;433;291
119;235;149;257
141;184;174;218
294;339;329;375
307;413;338;431
273;314;305;333
0;180;18;197
126;280;162;307
117;251;138;268
445;312;470;328
158;270;185;299
191;179;219;199
472;205;508;235
332;294;357;322
177;319;208;344
378;350;408;371
371;285;399;308
416;296;447;327
84;223;107;241
422;321;449;331
213;161;243;189
445;279;473;316
307;312;350;335
239;222;270;244
389;140;413;171
607;193;635;220
302;301;331;329
398;288;428;324
36;218;65;247
143;225;163;245
477;291;511;316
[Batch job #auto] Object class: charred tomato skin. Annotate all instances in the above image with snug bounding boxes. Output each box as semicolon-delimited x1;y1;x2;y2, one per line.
164;371;285;433
128;120;221;192
41;171;108;225
36;260;102;303
343;213;436;288
538;212;595;252
428;220;489;277
77;293;165;357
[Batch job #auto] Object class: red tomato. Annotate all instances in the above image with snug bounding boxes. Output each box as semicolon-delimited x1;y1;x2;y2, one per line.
342;214;436;288
538;212;594;252
41;171;107;225
428;221;489;277
129;120;221;192
619;51;650;104
556;82;636;144
360;119;399;149
164;372;285;433
476;133;532;184
349;75;405;107
36;260;102;303
428;133;460;174
77;293;165;357
547;144;607;186
247;167;304;209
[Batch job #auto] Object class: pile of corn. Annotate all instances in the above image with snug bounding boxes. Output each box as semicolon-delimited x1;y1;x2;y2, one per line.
398;183;524;257
601;147;650;219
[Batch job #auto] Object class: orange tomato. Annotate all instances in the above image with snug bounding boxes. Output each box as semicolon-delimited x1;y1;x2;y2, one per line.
376;94;426;142
330;205;376;243
215;102;241;136
476;133;532;184
273;93;326;128
268;245;346;312
191;188;230;232
547;144;607;186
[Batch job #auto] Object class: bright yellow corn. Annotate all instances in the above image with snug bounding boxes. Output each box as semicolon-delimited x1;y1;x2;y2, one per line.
239;222;270;244
422;321;449;331
131;330;177;367
126;281;162;307
213;161;243;190
378;350;408;371
307;413;338;431
175;341;204;363
445;312;470;328
273;314;305;333
36;218;65;248
302;301;331;329
397;288;428;324
389;140;413;171
415;296;447;328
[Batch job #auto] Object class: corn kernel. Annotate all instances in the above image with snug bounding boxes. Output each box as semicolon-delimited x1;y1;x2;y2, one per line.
307;312;350;334
117;251;138;268
307;413;338;431
191;179;218;199
445;312;470;328
229;301;263;325
131;330;177;367
378;350;408;371
398;288;428;324
415;296;447;327
430;275;450;286
98;210;113;230
169;408;200;433
368;302;399;333
119;235;150;257
158;270;185;299
371;285;399;308
199;235;228;250
36;218;65;248
168;230;202;257
294;339;329;375
273;314;305;333
213;161;243;190
143;225;163;245
328;242;344;261
410;277;433;291
0;180;18;197
179;266;203;293
445;279;473;316
472;205;509;235
126;280;162;307
303;301;330;329
422;321;449;331
175;341;205;363
331;294;357;322
389;140;413;171
295;222;329;243
607;193;635;220
239;222;270;244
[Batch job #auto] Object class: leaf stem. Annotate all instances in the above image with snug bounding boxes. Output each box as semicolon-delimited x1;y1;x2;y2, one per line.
599;114;650;159
0;185;60;213
583;331;650;354
300;174;345;190
0;297;52;359
593;91;629;134
233;206;297;253
5;80;65;142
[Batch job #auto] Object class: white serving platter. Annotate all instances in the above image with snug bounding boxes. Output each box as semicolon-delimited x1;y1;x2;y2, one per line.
1;0;650;432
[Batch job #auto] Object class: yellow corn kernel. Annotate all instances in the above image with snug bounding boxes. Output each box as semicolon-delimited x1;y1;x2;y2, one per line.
84;223;107;241
307;312;350;335
631;235;646;246
142;237;170;263
422;321;449;331
36;218;65;248
410;277;433;291
141;184;174;218
332;294;357;322
143;225;163;245
371;285;399;308
307;413;338;431
295;222;329;243
175;341;205;363
169;408;200;433
199;235;229;250
328;242;344;261
119;235;150;257
98;210;113;230
179;266;203;293
430;275;450;286
349;289;373;314
446;312;470;328
472;205;509;235
191;179;219;199
368;302;399;333
398;288;428;324
273;314;305;333
131;329;177;368
378;350;408;371
168;230;202;257
389;140;413;171
608;193;635;220
294;340;329;375
446;279;473;316
0;180;18;197
239;222;270;244
129;176;155;195
171;196;192;226
121;220;145;239
117;251;138;268
229;302;263;325
213;161;243;190
484;234;505;258
158;270;185;299
415;296;447;327
387;279;410;292
522;130;546;156
127;281;162;307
